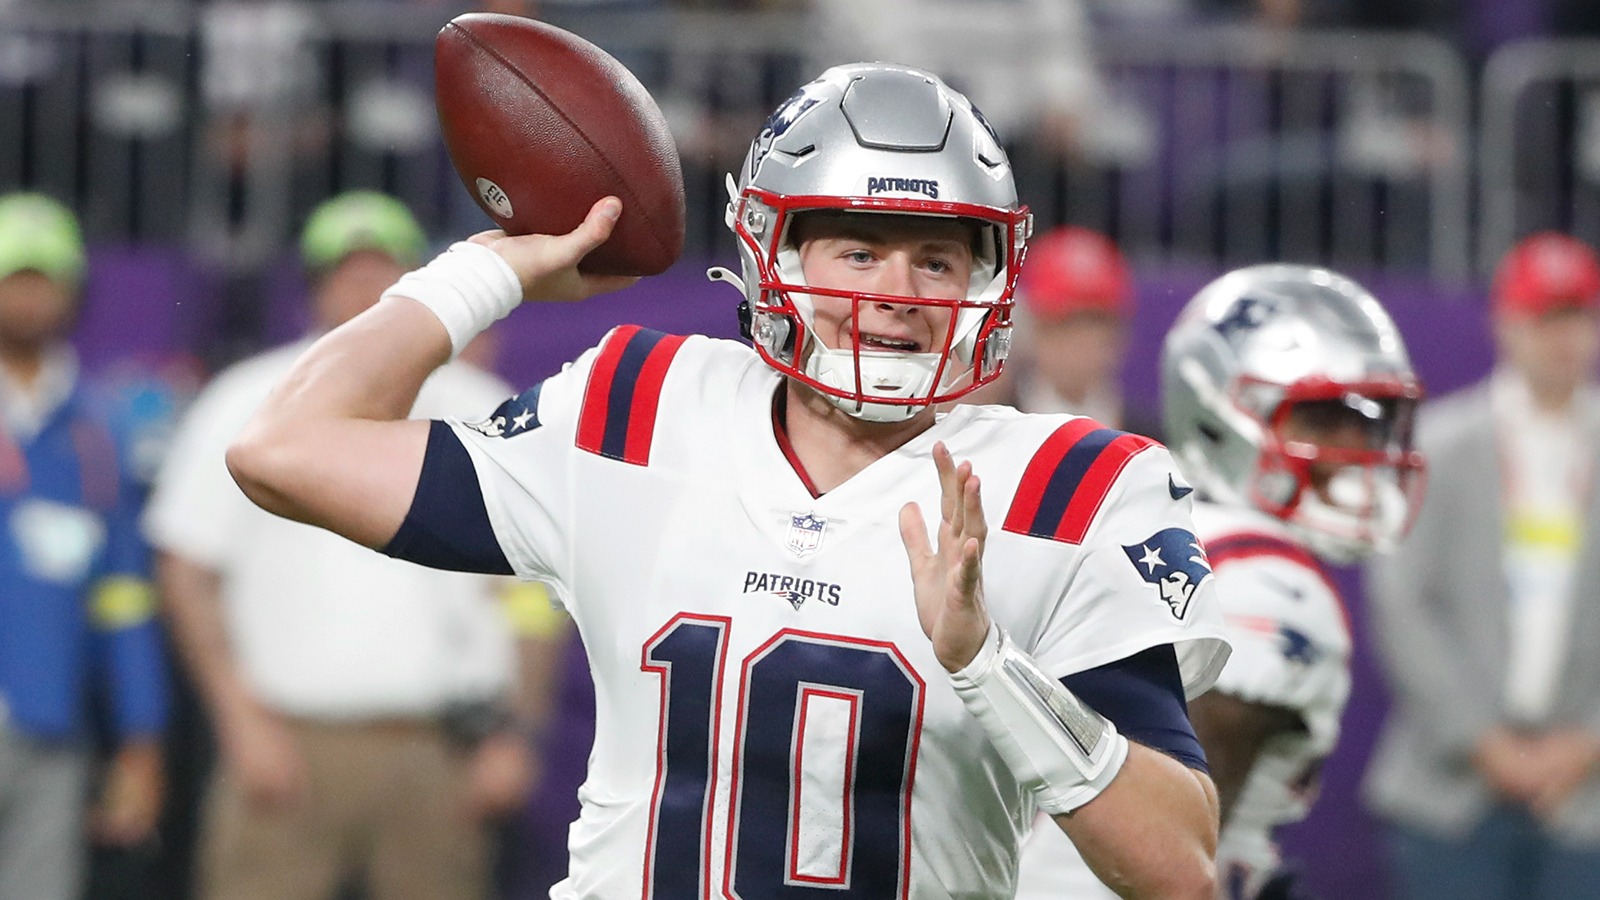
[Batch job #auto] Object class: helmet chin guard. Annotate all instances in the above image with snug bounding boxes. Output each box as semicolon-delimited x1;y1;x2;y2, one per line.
710;63;1030;422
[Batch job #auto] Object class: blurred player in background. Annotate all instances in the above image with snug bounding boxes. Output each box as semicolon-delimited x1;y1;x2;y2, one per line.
1365;232;1600;900
0;193;169;900
963;224;1160;437
143;191;562;900
224;63;1233;897
1015;264;1426;899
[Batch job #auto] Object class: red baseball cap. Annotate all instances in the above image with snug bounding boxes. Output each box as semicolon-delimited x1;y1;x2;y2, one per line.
1017;226;1133;319
1492;232;1600;318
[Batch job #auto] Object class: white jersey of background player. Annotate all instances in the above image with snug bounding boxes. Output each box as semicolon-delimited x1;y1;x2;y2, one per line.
224;63;1233;898
1015;265;1427;900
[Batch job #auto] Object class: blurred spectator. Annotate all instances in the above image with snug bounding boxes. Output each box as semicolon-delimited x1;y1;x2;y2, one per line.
144;192;561;900
964;226;1160;437
0;193;169;900
1365;232;1600;899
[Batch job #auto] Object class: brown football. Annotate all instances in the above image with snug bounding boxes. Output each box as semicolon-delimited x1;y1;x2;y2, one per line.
434;13;685;276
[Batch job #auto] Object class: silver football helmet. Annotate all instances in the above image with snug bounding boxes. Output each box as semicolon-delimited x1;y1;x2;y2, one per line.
1162;265;1426;562
707;62;1032;422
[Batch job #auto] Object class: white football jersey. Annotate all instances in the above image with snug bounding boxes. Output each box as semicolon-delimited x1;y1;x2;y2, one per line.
1013;500;1351;900
445;327;1230;900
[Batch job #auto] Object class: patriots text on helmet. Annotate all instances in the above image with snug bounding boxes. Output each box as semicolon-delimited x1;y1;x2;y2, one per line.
867;177;940;199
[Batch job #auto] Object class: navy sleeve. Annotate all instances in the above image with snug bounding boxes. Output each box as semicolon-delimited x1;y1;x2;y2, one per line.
1062;644;1208;773
381;420;514;575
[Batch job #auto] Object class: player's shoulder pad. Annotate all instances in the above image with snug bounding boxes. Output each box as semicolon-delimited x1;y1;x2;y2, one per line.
574;324;692;466
1204;529;1327;584
1204;528;1348;629
1001;416;1160;545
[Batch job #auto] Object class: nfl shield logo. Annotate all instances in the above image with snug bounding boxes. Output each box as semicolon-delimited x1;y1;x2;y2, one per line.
786;513;828;557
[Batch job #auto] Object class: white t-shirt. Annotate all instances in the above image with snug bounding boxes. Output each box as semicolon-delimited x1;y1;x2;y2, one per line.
1014;501;1350;900
143;339;517;719
440;327;1230;899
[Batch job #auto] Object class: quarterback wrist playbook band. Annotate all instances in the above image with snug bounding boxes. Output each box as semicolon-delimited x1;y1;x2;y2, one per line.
948;623;1130;814
382;241;523;356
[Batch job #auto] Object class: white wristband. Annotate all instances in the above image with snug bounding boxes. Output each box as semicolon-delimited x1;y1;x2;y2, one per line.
381;241;524;356
948;623;1130;814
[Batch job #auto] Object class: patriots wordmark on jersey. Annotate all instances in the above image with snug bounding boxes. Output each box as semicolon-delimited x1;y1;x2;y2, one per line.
431;327;1229;899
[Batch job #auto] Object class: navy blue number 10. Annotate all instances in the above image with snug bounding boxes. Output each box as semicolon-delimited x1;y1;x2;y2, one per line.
642;614;925;900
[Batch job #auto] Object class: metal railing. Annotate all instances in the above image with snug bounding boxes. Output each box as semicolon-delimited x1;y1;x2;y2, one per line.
1087;26;1471;281
0;2;1488;282
1479;38;1600;276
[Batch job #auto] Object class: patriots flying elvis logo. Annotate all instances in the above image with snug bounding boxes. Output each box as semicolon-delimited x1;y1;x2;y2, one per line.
748;89;820;178
1122;528;1213;621
1212;295;1278;343
465;383;543;439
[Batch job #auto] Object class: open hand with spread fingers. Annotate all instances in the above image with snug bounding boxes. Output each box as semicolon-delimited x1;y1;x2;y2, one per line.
899;442;993;672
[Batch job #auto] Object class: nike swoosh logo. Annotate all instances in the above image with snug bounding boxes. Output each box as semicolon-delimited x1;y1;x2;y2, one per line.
1169;474;1194;500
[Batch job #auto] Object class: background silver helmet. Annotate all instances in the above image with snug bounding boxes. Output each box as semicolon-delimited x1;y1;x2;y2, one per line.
707;62;1032;422
1161;264;1427;562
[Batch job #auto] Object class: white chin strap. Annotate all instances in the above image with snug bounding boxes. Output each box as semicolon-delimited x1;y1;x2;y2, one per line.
1289;467;1408;564
805;345;943;423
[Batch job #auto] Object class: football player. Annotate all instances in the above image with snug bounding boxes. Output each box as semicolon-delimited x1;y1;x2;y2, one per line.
1014;265;1426;899
225;63;1232;897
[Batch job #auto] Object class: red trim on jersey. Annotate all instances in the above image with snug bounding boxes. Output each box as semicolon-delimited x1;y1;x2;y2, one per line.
1225;613;1282;636
576;326;630;456
641;613;731;900
788;687;860;885
1003;418;1099;535
1205;530;1350;634
624;333;688;463
577;326;687;466
1003;418;1155;544
771;391;823;499
1057;431;1156;544
721;629;924;900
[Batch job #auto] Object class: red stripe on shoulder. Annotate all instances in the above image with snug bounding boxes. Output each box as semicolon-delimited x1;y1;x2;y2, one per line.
621;333;689;465
1002;417;1100;535
1205;530;1323;572
1054;432;1157;544
1205;529;1349;632
576;325;639;457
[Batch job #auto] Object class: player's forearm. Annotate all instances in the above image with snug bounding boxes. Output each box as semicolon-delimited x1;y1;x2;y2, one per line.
1055;743;1220;899
227;298;442;544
